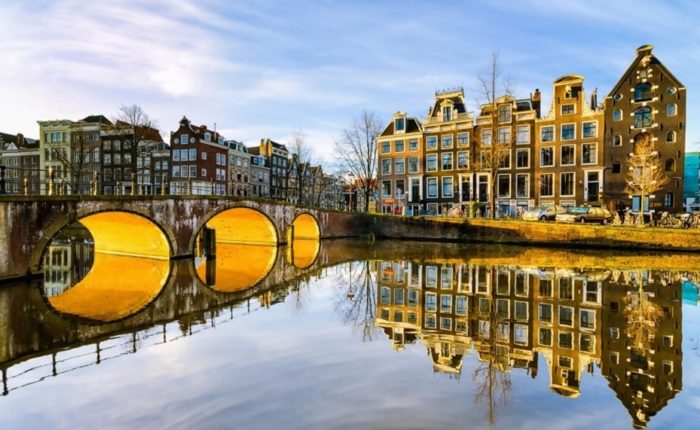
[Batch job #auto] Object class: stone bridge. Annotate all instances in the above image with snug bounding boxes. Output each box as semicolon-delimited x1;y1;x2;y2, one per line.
0;195;365;282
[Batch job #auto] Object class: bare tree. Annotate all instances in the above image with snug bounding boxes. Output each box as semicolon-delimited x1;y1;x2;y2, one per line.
287;131;313;205
624;271;663;354
474;52;515;219
334;260;378;341
49;126;100;195
113;104;156;194
626;132;669;224
335;110;381;212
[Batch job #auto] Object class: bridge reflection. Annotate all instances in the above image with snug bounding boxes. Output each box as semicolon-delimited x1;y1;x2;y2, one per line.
195;243;278;293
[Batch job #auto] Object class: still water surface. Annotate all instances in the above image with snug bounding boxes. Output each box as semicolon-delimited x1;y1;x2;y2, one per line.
1;236;700;429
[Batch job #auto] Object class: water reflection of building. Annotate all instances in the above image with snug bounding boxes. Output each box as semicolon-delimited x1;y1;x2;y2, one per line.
42;238;94;297
373;260;683;426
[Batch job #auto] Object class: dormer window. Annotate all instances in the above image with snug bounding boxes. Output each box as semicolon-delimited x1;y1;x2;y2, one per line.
442;106;452;122
498;105;511;123
395;117;405;132
204;132;211;141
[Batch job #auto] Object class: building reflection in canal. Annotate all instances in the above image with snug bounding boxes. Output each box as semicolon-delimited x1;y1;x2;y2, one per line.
1;237;697;429
372;259;684;429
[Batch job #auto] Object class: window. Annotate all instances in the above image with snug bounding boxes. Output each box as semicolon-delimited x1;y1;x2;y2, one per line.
516;125;529;144
561;146;575;166
613;109;622;121
425;293;437;311
426;154;438;172
394;288;404;305
561;124;575;140
516;149;529;168
408;156;419;173
457;151;469;169
538;303;552;323
541;126;554;142
612;162;621;174
498;127;511;144
442;106;452;122
204;132;211;141
441;135;453;149
382;180;391;198
496;299;509;318
559;332;573;349
104;154;112;165
497;174;510;198
540;147;554;167
427;177;438;198
499;150;511;169
561;172;574;196
664;192;674;207
634;107;652;128
634;82;652;101
442;177;454;197
426;135;438;150
394;140;404;152
561;104;575;115
394;158;405;174
189;165;196;178
172;165;180;177
516;174;529;198
612;134;622;147
580;309;595;330
457;132;469;147
515;301;528;320
409;139;419;151
498;104;512;123
667;103;677;116
441;295;452;312
181;134;189;145
455;296;467;315
540;173;553;196
381;159;391;175
189;148;196;160
201;168;207;177
481;129;492;146
582;143;596;164
583;121;597;138
665;158;675;172
539;328;552;346
201;151;207;160
666;131;676;143
395;117;405;131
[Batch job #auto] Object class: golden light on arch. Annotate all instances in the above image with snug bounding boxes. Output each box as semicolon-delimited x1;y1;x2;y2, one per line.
291;213;320;241
288;239;320;269
195;243;277;293
79;211;170;259
205;207;278;245
48;253;170;322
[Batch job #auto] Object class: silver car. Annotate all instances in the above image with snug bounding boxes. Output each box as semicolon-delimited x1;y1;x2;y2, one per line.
522;205;566;221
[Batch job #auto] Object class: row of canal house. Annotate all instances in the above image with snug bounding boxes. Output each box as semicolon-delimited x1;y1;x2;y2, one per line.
378;45;686;216
2;115;343;208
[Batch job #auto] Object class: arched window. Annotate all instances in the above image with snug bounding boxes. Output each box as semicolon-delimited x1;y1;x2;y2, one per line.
667;103;677;116
666;131;676;143
634;107;652;128
634;83;652;101
612;134;622;146
613;109;623;121
665;159;675;172
664;192;674;207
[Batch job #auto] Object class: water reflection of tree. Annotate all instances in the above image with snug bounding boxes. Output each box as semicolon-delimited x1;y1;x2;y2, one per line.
334;261;378;341
624;271;663;354
472;267;512;430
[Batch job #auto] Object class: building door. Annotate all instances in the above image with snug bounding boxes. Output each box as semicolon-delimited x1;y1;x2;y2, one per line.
460;176;471;202
585;171;600;202
477;174;489;203
410;178;421;202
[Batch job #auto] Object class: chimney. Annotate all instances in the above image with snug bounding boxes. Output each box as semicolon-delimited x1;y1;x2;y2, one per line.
532;89;541;118
17;133;24;147
590;89;598;111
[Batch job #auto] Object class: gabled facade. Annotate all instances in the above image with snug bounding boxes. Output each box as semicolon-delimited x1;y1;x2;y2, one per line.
226;140;251;197
604;45;686;212
536;76;604;208
0;132;40;194
377;111;423;214
169;116;228;195
259;138;288;200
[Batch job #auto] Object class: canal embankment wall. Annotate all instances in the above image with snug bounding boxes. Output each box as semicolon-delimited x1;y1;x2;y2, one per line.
355;214;700;252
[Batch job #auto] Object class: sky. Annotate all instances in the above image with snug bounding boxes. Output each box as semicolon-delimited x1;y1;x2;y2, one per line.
1;0;699;166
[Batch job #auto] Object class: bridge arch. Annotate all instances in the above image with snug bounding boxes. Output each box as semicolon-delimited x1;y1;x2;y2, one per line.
31;208;174;272
190;205;279;252
291;212;321;241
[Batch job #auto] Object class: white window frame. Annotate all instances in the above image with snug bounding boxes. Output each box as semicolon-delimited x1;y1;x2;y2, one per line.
426;177;438;198
456;151;469;169
426;135;438;151
613;109;622;121
441;152;453;171
540;172;554;197
581;143;597;165
516;148;530;169
515;173;529;198
516;125;530;145
426;154;438;172
497;173;510;198
498;126;511;144
561;104;576;115
560;172;576;197
441;176;454;198
560;144;576;167
441;134;453;149
409;138;419;151
457;132;470;148
394;157;405;175
561;123;576;141
582;120;598;138
540;146;555;168
540;125;555;143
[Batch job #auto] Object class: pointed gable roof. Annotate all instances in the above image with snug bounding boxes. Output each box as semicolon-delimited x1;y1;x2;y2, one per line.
607;45;685;98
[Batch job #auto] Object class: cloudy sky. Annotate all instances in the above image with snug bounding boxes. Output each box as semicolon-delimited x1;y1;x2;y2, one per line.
1;0;699;164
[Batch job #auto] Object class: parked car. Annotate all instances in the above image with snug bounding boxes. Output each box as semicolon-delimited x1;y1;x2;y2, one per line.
555;206;613;224
522;205;567;221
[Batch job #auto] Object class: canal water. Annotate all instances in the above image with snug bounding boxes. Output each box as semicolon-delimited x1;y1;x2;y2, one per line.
1;230;700;429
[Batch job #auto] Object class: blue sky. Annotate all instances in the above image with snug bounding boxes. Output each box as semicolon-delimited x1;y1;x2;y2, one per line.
1;0;699;164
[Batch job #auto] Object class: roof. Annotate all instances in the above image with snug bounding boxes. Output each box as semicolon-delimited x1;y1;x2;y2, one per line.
81;115;113;125
248;146;261;155
0;132;39;149
380;116;423;137
607;45;685;97
554;74;584;84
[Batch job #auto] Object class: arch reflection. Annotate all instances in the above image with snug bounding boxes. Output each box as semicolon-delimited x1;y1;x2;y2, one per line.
287;239;320;269
195;243;278;293
46;252;170;322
